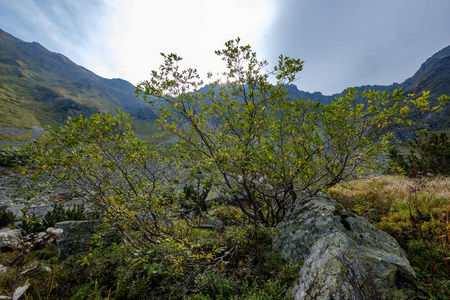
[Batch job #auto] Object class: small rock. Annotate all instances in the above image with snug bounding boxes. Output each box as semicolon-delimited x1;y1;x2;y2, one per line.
0;228;21;250
0;264;7;274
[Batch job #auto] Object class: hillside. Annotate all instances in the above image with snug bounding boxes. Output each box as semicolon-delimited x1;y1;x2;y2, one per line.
0;28;157;130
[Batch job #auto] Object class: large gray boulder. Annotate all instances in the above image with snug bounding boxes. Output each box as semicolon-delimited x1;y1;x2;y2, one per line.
273;194;416;300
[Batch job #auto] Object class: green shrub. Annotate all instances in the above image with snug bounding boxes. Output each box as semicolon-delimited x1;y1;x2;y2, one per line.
20;203;94;234
0;209;15;228
49;244;195;299
193;277;290;300
375;212;414;248
238;279;289;300
195;271;233;299
42;203;91;228
32;243;59;261
0;145;31;167
408;239;450;278
210;205;246;226
389;132;450;177
19;209;46;234
182;184;210;213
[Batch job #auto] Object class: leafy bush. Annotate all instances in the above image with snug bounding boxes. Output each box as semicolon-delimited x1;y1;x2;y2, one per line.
194;271;233;299
375;212;414;248
238;280;289;300
27;111;180;251
193;275;289;300
389;132;450;177
19;209;46;234
182;183;210;214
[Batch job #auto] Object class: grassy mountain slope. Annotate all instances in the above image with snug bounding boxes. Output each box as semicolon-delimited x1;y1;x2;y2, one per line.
0;28;157;129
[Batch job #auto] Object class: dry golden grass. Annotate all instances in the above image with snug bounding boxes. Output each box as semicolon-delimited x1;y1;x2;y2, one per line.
330;175;450;266
329;175;450;218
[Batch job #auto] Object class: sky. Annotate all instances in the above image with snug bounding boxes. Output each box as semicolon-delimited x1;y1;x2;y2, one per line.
0;0;449;95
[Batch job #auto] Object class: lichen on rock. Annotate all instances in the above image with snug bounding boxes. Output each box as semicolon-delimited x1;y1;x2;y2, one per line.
273;194;416;299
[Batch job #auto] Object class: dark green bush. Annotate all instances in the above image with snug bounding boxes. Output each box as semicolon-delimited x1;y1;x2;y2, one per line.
389;132;450;177
194;271;233;299
408;239;450;279
0;209;15;228
42;203;90;228
181;183;210;213
408;239;450;299
19;209;46;234
49;245;194;299
20;203;94;234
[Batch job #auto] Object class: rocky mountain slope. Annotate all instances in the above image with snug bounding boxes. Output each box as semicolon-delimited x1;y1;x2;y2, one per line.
286;45;450;132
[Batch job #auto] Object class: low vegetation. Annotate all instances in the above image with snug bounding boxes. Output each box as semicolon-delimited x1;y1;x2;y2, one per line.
0;130;31;142
389;132;450;177
330;134;450;297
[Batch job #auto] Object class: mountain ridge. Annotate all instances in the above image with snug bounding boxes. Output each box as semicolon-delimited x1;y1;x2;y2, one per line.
0;28;157;130
286;45;450;133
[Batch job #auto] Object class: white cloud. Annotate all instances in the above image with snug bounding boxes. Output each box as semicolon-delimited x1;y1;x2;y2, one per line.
100;0;276;85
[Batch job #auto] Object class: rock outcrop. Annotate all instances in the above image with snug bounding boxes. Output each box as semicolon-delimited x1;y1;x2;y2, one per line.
55;220;117;260
55;220;102;260
273;194;416;299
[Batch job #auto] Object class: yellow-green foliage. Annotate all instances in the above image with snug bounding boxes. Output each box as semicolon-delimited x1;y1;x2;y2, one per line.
209;205;246;226
375;212;414;247
137;38;447;227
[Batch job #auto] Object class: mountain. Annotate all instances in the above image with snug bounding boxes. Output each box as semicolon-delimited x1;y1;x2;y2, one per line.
286;45;450;134
0;28;157;130
399;46;450;131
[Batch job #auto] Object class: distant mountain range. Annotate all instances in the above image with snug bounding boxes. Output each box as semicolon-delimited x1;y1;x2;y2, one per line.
285;45;450;134
0;28;449;138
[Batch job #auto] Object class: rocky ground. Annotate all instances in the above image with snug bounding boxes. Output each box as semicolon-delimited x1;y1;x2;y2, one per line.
0;166;88;219
0;126;45;146
0;166;101;262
